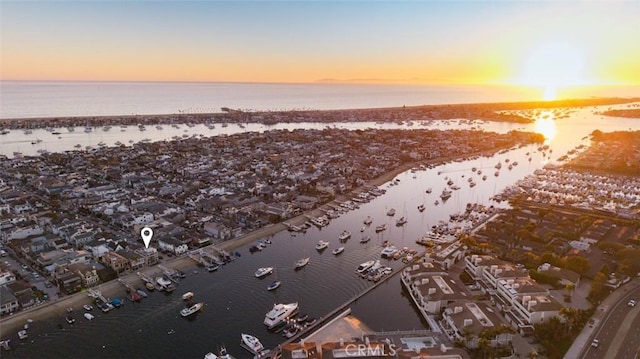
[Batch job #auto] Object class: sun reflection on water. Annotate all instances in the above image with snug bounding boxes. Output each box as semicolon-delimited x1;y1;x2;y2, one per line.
534;111;557;143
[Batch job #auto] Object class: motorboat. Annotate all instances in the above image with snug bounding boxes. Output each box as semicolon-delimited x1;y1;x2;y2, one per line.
240;333;265;355
417;204;425;212
375;224;388;233
205;346;236;359
360;236;371;243
206;264;220;272
182;292;194;301
83;304;93;311
332;246;345;255
364;216;373;225
386;208;396;216
66;316;76;324
315;241;329;251
440;189;452;200
18;330;28;340
395;216;407;226
381;246;398;258
254;267;274;278
426;188;432;194
263;302;299;329
338;230;351;241
295;257;310;269
267;281;281;291
180;302;204;317
356;260;376;274
84;313;94;321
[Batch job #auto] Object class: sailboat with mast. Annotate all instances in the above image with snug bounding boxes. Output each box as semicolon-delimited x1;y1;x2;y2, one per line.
267;267;281;291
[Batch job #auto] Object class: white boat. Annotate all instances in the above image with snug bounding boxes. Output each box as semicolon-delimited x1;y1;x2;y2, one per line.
356;260;376;274
254;267;274;278
182;292;194;300
395;216;407;226
263;302;299;329
315;241;329;250
83;304;93;311
18;330;28;340
84;313;94;321
386;208;396;216
363;216;373;225
338;230;351;241
417;204;425;212
156;276;175;292
294;257;310;269
180;302;204;317
360;236;371;243
332;246;345;255
381;246;398;258
240;333;265;355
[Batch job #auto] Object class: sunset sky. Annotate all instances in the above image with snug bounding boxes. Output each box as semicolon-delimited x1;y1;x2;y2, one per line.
1;1;639;87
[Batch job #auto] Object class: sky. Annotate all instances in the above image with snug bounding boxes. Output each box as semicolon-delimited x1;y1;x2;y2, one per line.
1;1;639;87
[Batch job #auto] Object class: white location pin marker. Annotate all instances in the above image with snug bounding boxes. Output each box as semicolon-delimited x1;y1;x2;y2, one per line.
141;227;153;249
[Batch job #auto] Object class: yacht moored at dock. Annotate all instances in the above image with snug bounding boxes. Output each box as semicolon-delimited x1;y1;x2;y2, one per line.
263;302;299;330
356;260;376;274
240;333;264;355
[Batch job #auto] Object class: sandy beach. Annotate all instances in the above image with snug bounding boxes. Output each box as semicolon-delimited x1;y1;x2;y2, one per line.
0;147;494;335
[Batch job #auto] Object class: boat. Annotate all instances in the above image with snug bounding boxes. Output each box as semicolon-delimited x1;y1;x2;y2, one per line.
482;175;487;181
386;208;396;216
494;171;500;177
360;236;371;243
84;313;94;321
395;216;407;226
294;257;310;269
240;333;265;355
156;276;175;292
136;289;148;298
495;161;502;169
469;181;476;187
83;304;93;311
182;292;194;300
145;282;155;291
18;330;28;340
254;267;274;278
440;189;452;200
66;307;73;313
263;302;299;329
315;241;329;251
381;246;398;258
426;188;432;194
360;226;365;232
180;302;204;317
363;216;373;225
356;260;376;274
338;230;351;241
375;224;388;233
66;316;75;324
206;264;220;272
332;246;345;255
267;281;281;291
417;204;425;212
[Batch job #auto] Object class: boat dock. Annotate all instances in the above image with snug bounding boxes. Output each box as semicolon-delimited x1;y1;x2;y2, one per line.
136;272;154;285
117;278;137;292
272;251;424;354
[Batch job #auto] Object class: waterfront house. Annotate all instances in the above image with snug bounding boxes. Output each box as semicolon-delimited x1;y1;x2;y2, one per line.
204;222;232;240
102;251;131;276
134;246;159;266
55;270;83;294
157;236;188;255
0;286;19;315
67;262;100;288
7;281;35;309
116;249;145;271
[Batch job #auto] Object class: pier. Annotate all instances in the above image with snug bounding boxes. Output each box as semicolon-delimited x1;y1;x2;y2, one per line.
271;252;424;355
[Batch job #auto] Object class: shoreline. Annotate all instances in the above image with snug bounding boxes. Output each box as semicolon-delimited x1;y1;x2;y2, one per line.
1;97;638;128
0;147;499;335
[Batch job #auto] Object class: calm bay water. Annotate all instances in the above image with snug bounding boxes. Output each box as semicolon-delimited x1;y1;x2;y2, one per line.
1;83;639;358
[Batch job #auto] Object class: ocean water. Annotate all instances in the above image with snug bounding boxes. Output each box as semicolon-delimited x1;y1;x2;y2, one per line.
2;81;637;120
